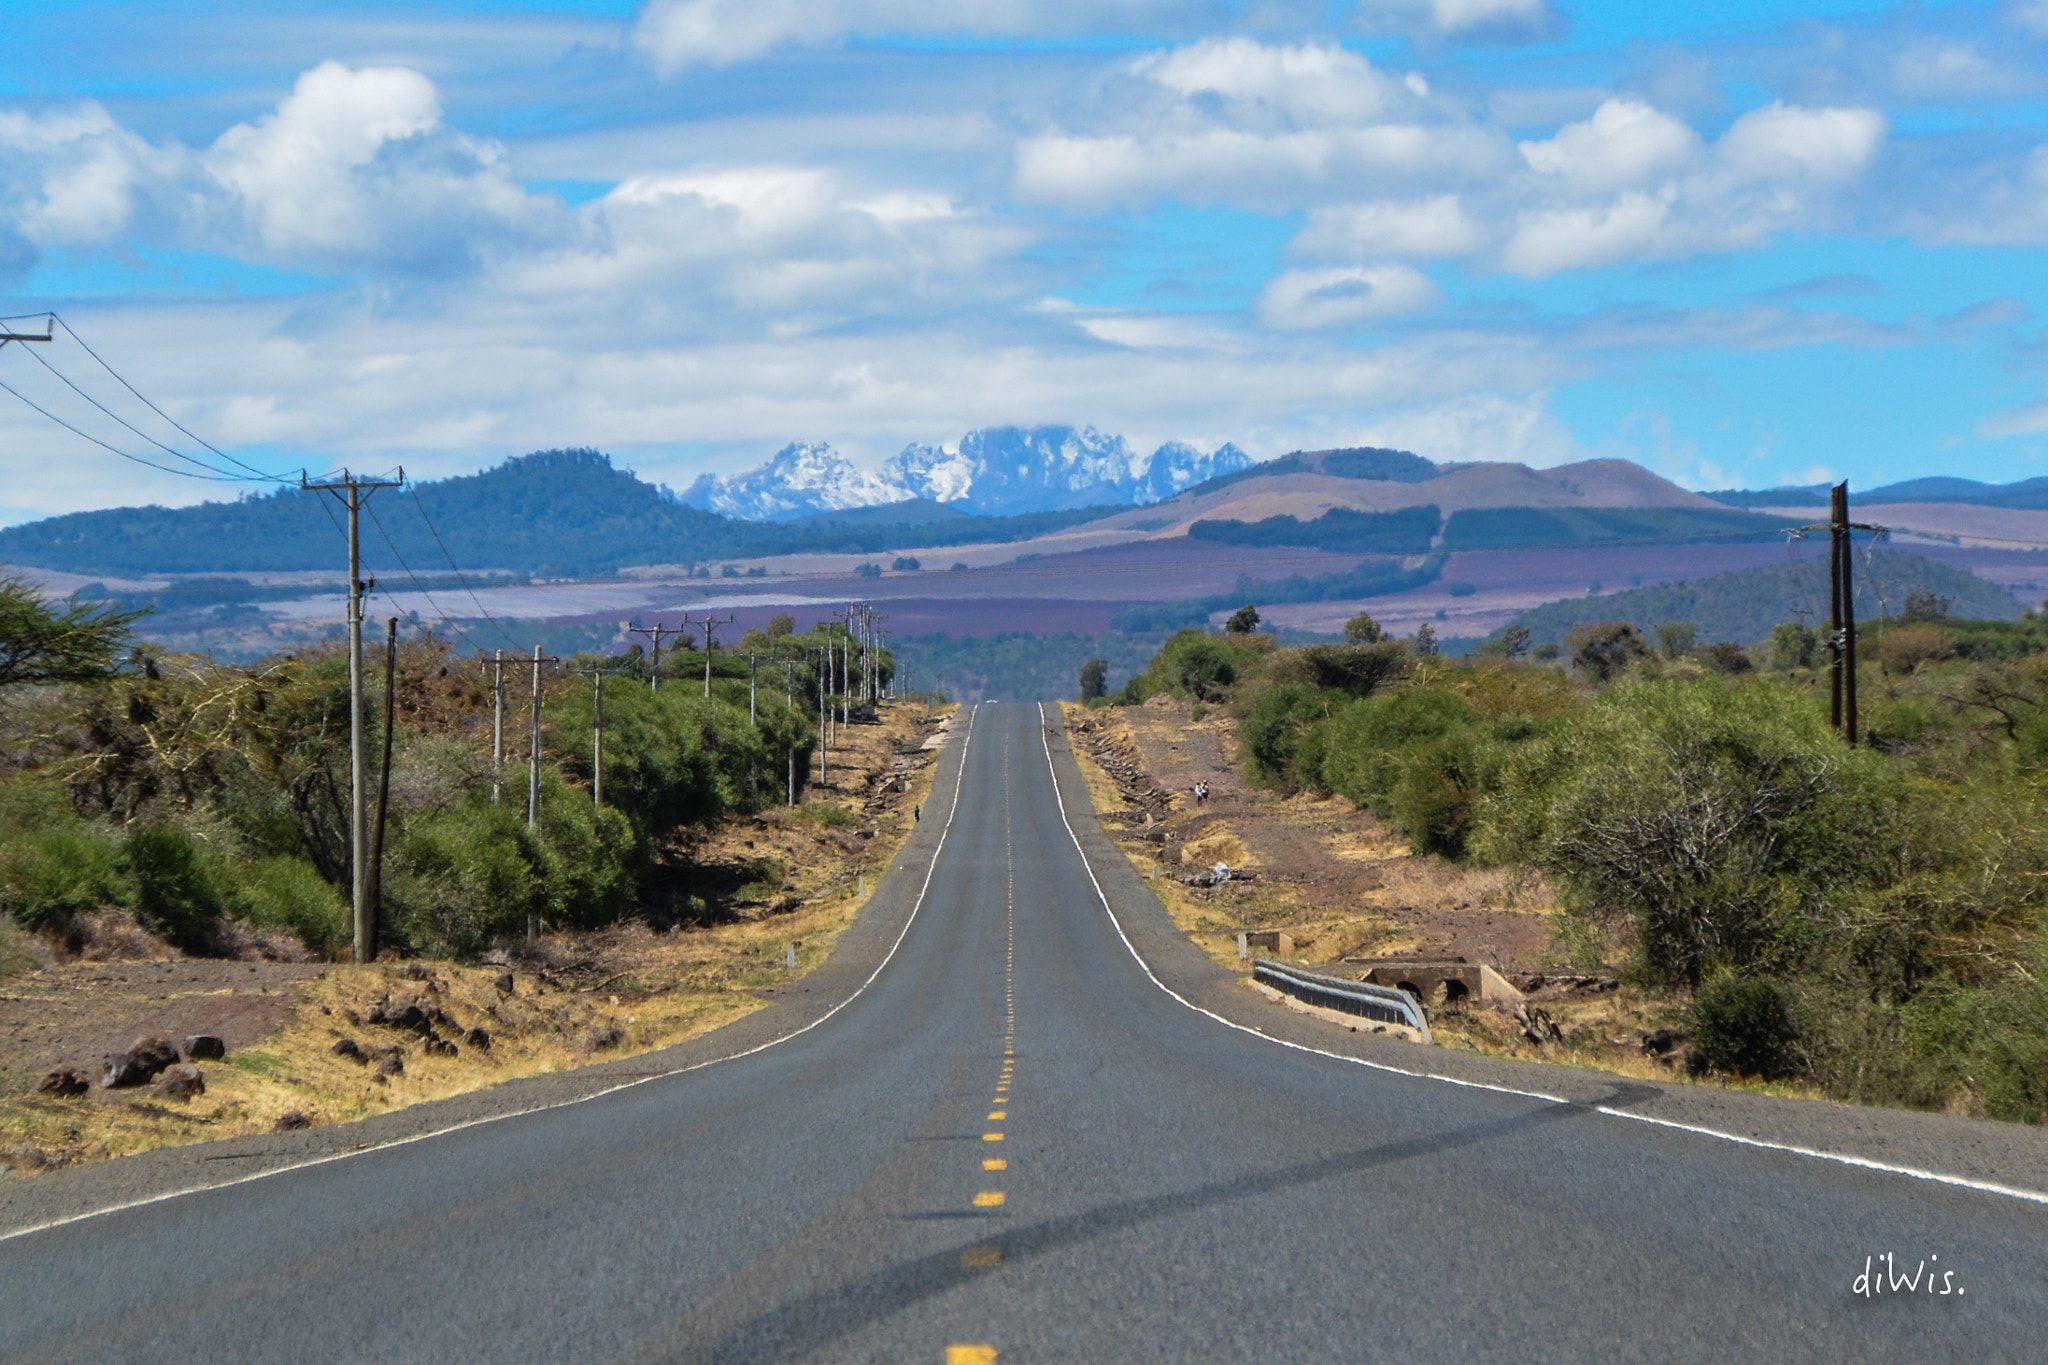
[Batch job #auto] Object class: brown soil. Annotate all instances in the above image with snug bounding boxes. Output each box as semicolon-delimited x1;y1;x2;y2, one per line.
1064;696;1558;971
0;700;956;1177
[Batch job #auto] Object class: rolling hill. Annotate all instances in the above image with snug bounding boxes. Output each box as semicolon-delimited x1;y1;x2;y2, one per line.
1501;549;2023;649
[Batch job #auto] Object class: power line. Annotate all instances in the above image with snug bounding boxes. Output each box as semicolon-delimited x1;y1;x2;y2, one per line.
49;314;283;482
16;341;255;481
0;374;259;482
405;483;525;650
363;500;494;655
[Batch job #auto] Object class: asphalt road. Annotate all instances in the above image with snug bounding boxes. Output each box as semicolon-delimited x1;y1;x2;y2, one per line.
2;701;2045;1363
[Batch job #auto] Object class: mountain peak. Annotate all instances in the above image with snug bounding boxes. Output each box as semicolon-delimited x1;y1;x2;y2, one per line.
686;425;1255;521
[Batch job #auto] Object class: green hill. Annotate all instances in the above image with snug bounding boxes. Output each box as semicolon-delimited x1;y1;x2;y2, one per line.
1440;505;1796;551
0;450;1123;579
1188;504;1440;554
1503;549;2023;648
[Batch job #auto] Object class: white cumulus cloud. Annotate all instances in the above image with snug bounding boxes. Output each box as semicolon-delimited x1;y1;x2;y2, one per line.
1501;100;1884;276
1519;98;1700;193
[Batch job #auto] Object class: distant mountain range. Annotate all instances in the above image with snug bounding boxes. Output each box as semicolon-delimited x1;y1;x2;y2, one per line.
1707;476;2048;511
0;450;1116;579
682;426;1252;520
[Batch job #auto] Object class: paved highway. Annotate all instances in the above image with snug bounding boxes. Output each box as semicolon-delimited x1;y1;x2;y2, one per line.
2;702;2044;1362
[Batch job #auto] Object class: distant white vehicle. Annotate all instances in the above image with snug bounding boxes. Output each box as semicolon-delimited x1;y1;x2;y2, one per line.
985;699;999;704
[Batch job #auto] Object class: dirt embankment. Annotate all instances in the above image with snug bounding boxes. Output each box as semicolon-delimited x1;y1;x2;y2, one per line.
1062;698;1737;1092
0;700;956;1178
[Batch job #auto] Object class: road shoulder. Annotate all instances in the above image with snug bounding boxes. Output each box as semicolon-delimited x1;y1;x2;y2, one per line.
1037;702;2048;1203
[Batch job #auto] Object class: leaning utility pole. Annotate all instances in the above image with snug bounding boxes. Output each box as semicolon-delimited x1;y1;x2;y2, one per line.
365;617;399;961
303;467;405;965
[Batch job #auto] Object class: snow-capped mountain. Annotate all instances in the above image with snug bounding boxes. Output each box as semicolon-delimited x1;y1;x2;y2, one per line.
684;426;1253;521
680;442;914;521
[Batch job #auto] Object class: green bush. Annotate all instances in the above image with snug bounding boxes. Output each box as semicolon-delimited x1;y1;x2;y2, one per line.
1692;976;1801;1079
388;799;545;958
1479;677;1910;986
228;856;350;956
1961;952;2048;1123
1241;685;1337;787
1140;629;1261;702
0;827;123;929
1316;688;1476;812
122;826;225;949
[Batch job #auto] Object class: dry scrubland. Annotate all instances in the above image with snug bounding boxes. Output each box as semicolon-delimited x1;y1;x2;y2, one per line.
1065;608;2048;1120
0;601;952;1174
1062;699;1726;1093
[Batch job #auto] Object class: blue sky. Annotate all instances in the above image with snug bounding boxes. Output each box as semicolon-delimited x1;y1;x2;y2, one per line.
5;0;2048;522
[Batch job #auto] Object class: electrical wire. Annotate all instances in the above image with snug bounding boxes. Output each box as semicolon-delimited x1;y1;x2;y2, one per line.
17;341;259;481
406;483;525;649
363;500;494;654
49;314;284;482
0;374;258;482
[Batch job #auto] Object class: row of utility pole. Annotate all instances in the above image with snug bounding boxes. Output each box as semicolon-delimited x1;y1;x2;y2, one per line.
313;507;894;963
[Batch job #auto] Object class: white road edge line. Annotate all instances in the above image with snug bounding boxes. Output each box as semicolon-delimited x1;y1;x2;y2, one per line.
1035;702;2048;1210
0;707;983;1246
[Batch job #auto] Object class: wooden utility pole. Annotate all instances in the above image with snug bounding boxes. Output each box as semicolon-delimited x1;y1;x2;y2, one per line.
365;617;399;960
302;468;405;965
571;662;629;809
627;621;672;693
482;649;512;803
697;613;734;699
816;645;830;789
526;644;561;829
1793;485;1883;745
782;661;799;806
523;645;561;939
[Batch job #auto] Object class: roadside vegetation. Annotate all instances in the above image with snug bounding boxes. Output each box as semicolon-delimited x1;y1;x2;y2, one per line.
0;596;868;962
0;580;949;1168
1096;595;2048;1124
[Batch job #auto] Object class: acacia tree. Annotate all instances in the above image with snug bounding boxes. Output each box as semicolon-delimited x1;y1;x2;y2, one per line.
1225;603;1261;635
0;576;148;689
1078;658;1108;700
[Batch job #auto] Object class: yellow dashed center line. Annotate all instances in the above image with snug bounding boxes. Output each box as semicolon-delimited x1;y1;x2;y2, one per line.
954;726;1032;1349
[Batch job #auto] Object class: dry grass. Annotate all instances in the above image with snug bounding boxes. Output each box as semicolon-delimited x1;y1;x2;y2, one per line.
0;702;956;1177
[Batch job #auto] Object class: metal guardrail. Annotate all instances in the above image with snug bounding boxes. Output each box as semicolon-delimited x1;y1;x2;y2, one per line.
1252;959;1432;1043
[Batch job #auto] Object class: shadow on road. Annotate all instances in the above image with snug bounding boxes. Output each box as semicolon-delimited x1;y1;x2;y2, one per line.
658;1079;1655;1364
